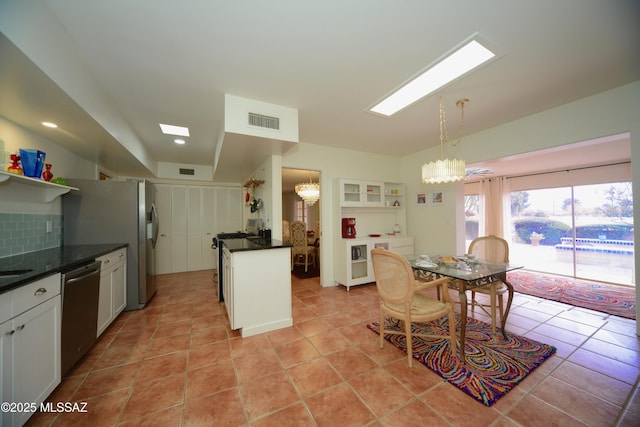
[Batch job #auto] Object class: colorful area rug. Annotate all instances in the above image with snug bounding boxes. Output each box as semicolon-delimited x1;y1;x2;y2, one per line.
508;270;636;320
367;317;556;406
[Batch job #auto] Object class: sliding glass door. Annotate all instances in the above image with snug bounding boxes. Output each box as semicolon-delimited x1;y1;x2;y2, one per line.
509;182;634;286
572;183;633;284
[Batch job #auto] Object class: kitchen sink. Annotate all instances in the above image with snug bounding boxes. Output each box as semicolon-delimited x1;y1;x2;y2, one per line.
0;269;33;277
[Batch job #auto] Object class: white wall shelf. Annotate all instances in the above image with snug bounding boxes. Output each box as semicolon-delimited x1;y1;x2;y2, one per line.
0;171;78;202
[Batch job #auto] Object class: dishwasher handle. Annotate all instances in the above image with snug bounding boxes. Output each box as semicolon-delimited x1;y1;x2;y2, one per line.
63;261;102;284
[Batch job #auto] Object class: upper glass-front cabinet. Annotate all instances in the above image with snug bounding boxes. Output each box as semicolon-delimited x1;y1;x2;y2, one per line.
339;180;383;207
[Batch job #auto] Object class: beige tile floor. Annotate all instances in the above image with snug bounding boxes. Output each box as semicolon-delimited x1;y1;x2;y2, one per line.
26;270;640;426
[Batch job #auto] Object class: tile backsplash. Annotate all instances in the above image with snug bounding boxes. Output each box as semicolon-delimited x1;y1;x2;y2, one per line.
0;213;62;257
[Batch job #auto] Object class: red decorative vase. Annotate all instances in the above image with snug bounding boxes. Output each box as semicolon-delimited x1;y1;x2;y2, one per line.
42;163;53;181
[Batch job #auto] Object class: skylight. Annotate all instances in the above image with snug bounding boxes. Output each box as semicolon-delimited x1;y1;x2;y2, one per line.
369;39;495;116
159;123;190;137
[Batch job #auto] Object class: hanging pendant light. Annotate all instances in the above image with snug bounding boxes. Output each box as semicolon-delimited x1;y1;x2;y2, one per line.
422;97;468;184
295;176;320;206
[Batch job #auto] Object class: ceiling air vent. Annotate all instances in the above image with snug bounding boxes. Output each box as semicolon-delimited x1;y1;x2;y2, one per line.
248;112;280;130
179;168;195;176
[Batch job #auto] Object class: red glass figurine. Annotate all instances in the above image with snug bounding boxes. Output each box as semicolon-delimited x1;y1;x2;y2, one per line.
7;153;23;175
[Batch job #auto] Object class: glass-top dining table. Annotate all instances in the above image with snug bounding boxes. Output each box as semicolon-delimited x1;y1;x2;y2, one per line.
407;255;523;363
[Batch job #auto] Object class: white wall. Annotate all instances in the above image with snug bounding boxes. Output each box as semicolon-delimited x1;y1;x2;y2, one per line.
244;156;281;235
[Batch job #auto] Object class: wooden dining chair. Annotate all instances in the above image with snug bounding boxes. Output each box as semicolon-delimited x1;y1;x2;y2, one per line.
282;220;291;244
371;248;456;368
467;235;509;335
290;221;316;272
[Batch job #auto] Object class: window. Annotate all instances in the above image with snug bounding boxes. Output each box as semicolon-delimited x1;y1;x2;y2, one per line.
466;160;633;286
465;194;480;247
294;200;309;227
509;182;633;285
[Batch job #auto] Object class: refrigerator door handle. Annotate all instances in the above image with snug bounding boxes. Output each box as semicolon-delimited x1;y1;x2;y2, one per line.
150;203;159;248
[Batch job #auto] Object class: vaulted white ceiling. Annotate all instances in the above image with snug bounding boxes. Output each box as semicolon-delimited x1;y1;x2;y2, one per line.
0;1;638;182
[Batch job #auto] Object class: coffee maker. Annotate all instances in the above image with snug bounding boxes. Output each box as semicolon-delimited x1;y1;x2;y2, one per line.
342;218;356;238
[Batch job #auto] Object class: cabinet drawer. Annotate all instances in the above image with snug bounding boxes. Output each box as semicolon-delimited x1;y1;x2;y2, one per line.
98;248;127;270
390;237;413;248
12;273;61;317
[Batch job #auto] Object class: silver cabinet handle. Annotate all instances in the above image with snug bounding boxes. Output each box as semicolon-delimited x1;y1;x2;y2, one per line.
103;259;111;264
16;325;24;331
34;287;47;296
5;330;14;336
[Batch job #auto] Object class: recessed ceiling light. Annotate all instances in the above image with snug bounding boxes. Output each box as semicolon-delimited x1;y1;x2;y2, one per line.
369;39;496;116
174;139;186;145
159;123;190;137
42;121;58;128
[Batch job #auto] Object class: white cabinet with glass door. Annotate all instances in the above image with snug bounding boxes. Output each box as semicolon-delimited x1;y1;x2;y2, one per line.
338;180;384;207
334;239;374;290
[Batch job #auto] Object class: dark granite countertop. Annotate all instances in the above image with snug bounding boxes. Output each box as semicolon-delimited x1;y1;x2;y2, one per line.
221;238;291;253
0;244;127;294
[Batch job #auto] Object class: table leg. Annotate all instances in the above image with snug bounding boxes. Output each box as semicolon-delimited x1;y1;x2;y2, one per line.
458;281;467;364
500;277;514;340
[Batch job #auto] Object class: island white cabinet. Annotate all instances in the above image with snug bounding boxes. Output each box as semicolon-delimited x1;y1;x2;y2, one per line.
223;245;292;337
1;273;61;427
97;248;127;337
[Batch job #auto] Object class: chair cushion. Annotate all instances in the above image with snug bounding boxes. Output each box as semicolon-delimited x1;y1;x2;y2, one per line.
473;281;508;294
384;292;447;316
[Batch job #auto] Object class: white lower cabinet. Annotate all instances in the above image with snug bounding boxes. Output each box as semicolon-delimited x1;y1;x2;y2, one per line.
334;239;373;291
335;237;414;290
97;248;127;337
1;274;62;427
389;237;414;256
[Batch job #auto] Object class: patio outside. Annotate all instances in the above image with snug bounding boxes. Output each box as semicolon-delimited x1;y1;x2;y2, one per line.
465;182;635;288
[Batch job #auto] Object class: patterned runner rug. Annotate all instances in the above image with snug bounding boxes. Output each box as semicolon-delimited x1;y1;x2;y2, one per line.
508;270;636;320
367;317;556;407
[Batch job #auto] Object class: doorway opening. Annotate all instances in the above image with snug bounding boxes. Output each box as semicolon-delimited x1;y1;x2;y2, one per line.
282;168;321;279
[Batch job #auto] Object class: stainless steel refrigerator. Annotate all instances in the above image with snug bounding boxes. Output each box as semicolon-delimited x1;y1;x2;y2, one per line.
62;179;159;310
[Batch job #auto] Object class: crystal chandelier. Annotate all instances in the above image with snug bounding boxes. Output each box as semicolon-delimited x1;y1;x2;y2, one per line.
422;97;468;184
295;177;320;206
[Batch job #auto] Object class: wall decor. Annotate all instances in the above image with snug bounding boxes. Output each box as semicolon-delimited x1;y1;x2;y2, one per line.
430;191;445;206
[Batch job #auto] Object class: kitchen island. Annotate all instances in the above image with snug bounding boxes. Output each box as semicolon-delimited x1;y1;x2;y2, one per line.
222;238;292;337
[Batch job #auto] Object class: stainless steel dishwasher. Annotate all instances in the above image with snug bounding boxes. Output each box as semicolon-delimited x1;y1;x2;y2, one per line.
61;260;101;376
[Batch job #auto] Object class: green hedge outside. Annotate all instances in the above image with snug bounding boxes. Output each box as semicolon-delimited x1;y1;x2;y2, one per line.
513;218;571;245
